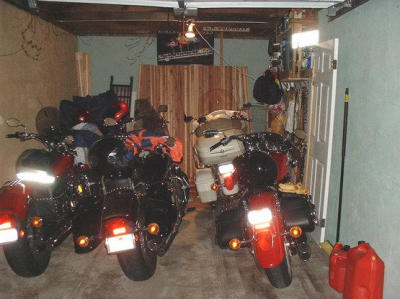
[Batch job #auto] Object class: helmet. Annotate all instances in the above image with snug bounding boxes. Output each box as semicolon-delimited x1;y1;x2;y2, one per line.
234;151;278;190
112;101;129;121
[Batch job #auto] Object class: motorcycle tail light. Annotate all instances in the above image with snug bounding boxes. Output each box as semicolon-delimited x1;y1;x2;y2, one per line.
104;218;135;254
219;163;236;191
0;216;13;230
0;215;18;244
248;208;273;230
223;173;235;191
105;218;130;236
113;227;127;235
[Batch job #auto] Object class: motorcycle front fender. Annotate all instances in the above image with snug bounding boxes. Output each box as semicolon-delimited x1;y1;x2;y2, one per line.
249;192;286;269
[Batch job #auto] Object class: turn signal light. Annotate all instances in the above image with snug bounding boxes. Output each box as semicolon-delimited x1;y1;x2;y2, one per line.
229;238;241;250
289;226;302;238
210;183;218;191
76;236;89;248
31;217;43;228
19;229;25;238
147;223;160;235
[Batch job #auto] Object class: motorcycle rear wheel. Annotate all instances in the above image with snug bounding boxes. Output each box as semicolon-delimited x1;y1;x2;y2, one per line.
264;246;292;288
3;202;52;277
117;214;157;281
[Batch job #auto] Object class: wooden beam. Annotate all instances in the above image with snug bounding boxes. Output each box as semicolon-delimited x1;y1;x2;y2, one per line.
219;32;223;66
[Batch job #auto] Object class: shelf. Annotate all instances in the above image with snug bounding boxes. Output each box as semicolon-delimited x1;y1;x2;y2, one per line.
300;69;313;78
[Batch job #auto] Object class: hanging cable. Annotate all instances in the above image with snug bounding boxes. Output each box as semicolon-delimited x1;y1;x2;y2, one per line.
193;25;258;82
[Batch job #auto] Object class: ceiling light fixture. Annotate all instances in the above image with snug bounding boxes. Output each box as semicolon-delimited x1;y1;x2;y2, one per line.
185;22;196;39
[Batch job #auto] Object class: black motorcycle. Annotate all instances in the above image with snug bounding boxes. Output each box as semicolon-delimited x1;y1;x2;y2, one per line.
73;131;190;280
0;117;80;277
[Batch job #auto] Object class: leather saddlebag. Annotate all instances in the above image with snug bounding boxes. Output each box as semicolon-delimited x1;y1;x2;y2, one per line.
280;193;315;232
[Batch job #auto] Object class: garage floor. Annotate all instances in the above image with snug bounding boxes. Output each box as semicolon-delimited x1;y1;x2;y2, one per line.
0;200;341;299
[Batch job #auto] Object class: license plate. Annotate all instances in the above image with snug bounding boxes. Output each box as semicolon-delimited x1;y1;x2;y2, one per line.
105;233;135;254
0;228;18;244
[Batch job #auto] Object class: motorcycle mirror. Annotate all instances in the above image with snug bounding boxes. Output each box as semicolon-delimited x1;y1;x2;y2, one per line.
158;105;168;113
294;129;306;140
184;114;193;123
6;118;25;129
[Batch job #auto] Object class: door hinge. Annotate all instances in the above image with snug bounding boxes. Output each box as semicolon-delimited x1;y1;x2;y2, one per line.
319;218;326;228
331;59;337;70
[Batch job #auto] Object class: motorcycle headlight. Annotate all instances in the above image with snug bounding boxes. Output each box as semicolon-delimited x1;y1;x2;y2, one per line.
17;170;55;184
218;163;235;175
247;208;273;225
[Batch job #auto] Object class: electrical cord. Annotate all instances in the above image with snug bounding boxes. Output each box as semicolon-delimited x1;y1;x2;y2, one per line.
193;26;258;82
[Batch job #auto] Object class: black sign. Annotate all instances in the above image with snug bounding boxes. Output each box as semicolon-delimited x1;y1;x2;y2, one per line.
157;32;214;65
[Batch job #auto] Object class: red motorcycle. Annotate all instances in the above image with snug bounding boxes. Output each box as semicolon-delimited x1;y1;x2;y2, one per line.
0;118;77;277
210;132;317;288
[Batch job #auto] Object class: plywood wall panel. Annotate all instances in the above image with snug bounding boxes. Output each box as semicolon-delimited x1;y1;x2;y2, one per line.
138;65;249;177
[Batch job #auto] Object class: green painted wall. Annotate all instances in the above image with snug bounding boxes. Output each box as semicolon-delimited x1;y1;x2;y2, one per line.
319;0;400;297
77;36;269;131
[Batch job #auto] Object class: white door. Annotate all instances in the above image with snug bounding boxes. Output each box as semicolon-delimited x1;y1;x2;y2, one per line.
304;39;339;243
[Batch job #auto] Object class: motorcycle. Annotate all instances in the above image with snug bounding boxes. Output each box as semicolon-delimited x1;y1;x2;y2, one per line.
0;117;79;277
208;131;317;288
73;117;190;280
187;110;249;204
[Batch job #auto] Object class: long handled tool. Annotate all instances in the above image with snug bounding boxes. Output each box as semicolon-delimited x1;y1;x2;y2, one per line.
336;88;350;243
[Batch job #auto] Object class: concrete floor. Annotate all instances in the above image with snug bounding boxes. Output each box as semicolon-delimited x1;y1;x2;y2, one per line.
0;199;341;299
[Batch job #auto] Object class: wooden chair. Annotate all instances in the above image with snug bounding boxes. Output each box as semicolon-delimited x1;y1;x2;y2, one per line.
109;75;133;109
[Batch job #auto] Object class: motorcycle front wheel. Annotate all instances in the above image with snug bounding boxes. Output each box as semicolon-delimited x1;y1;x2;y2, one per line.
117;214;157;281
264;245;292;288
3;202;52;277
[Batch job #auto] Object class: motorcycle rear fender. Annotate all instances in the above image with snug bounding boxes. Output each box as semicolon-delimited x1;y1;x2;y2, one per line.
248;192;286;268
72;206;103;254
0;183;30;220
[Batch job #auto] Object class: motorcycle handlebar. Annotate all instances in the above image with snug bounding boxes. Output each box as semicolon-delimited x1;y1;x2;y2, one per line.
210;132;294;153
210;136;235;151
6;133;20;138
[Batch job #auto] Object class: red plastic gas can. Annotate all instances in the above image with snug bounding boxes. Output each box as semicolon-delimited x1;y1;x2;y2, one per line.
343;242;384;299
329;243;350;293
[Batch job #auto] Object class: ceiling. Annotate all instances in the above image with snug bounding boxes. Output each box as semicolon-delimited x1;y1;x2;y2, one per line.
8;0;345;37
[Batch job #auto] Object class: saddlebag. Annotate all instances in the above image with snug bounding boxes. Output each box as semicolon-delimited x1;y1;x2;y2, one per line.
195;168;217;203
215;207;243;249
280;193;316;232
